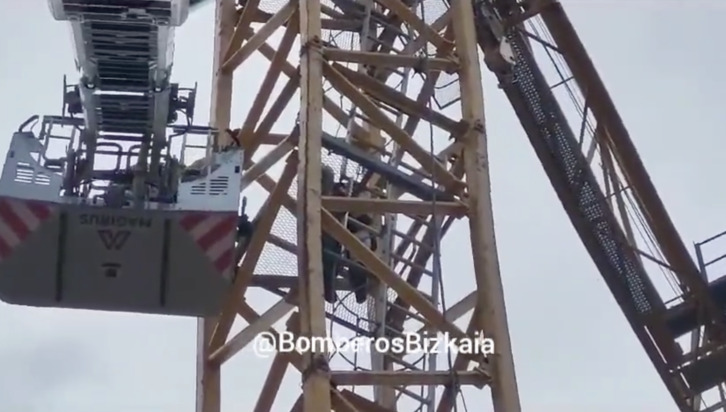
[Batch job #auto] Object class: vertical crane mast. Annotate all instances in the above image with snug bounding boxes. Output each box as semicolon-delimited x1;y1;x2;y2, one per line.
198;0;519;411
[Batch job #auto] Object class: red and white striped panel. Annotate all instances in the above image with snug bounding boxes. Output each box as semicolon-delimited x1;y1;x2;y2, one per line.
179;213;237;275
0;197;54;262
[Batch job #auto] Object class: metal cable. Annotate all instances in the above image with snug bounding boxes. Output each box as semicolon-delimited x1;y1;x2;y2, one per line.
425;63;461;412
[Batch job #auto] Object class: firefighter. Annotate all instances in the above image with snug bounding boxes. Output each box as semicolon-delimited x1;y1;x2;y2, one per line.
102;182;132;208
234;212;254;267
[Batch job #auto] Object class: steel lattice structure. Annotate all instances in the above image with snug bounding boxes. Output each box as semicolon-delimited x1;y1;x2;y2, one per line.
200;0;516;410
196;1;726;411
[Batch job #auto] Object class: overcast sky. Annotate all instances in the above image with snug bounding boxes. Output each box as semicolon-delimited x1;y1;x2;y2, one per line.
1;1;725;411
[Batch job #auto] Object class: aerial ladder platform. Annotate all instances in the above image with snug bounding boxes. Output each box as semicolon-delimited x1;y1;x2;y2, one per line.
0;0;242;317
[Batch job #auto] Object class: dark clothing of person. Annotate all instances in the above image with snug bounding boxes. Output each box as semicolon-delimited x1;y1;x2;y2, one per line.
318;170;377;304
235;214;254;267
345;214;377;303
322;234;340;303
